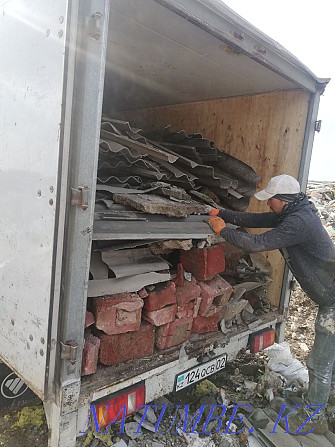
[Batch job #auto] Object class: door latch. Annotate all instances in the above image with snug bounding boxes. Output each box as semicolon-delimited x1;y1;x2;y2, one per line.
71;186;89;211
60;341;78;364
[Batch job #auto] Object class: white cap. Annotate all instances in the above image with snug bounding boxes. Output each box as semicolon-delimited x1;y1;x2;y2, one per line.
254;174;301;201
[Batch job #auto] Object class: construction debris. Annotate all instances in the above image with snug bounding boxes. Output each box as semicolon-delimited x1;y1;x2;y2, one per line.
307;181;335;240
97;119;260;216
264;342;309;386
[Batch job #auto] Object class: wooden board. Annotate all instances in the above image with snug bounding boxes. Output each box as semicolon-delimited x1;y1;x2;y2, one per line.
119;90;310;306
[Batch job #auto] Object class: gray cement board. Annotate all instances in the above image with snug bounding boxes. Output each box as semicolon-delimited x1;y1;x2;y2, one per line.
112;193;211;217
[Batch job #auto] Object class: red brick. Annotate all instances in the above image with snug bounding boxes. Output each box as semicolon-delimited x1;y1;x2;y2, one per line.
81;333;100;376
143;281;176;312
176;297;201;319
156;318;193;349
85;311;95;328
180;245;226;281
143;304;177;326
92;293;143;335
198;276;234;316
99;324;154;366
175;277;201;306
191;313;220;334
173;263;185;287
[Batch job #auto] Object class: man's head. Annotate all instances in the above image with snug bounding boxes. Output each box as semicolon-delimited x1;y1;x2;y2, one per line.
254;174;301;214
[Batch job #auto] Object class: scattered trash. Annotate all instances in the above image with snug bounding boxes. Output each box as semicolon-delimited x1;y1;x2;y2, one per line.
124;422;142;440
176;428;215;447
264;342;309;386
133;415;156;433
195;380;219;397
136;406;157;424
308;181;335;242
247;436;263;447
112;440;128;447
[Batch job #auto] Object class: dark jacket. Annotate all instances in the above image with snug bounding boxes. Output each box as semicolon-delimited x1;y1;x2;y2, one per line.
219;197;335;306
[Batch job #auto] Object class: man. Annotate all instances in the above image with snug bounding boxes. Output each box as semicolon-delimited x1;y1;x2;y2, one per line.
207;174;335;434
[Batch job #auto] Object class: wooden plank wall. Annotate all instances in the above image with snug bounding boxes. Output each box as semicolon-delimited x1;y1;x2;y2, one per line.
119;90;310;306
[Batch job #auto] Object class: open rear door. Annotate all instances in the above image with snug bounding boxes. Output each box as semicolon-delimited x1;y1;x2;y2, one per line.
0;0;69;398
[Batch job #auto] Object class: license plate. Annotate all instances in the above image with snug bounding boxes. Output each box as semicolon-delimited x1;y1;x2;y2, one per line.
175;354;227;391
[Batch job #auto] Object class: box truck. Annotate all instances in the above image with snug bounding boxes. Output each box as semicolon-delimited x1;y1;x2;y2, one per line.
0;0;329;445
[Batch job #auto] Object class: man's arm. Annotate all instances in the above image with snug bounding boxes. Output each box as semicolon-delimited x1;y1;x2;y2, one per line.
220;214;308;253
219;208;279;228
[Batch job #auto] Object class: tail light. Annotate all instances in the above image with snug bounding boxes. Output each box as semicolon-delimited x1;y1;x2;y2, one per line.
250;328;275;353
95;382;145;429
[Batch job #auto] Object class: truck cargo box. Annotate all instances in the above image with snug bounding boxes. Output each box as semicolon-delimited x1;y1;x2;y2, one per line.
0;1;328;445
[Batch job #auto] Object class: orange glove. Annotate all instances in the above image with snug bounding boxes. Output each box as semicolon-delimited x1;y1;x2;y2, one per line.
208;207;220;216
206;217;226;234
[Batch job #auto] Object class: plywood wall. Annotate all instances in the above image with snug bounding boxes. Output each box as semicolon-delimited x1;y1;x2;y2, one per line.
119;90;310;306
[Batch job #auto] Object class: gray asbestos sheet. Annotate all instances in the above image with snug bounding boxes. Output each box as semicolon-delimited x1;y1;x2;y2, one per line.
93;219;212;240
112;193;211;217
100;247;169;278
87;272;170;297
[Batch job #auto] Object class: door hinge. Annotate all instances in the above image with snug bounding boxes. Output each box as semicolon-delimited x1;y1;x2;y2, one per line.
60;341;78;364
315;120;322;132
88;12;103;40
71;186;89;211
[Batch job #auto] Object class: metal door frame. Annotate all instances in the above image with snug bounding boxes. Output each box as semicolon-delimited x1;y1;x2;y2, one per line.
44;0;110;445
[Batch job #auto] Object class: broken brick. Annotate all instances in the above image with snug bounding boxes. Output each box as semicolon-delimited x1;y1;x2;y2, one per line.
191;313;220;334
99;324;154;366
173;263;185;287
81;333;100;376
92;293;143;335
180;244;226;281
175;277;201;306
221;297;249;321
85;311;95;328
143;304;177;326
143;281;176;312
176;297;201;319
155;318;193;349
198;275;234;316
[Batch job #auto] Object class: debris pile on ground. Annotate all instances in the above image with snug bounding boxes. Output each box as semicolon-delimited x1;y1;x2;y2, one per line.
307;181;335;240
285;285;317;364
79;347;335;447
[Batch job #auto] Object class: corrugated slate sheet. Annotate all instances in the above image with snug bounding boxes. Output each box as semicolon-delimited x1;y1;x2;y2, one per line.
90;118;261;295
96;119;260;213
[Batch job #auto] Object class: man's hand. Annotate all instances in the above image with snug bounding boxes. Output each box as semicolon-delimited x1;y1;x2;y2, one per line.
208;207;220;216
206;217;226;234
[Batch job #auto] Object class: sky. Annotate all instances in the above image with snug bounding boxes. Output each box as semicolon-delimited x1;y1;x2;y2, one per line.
223;0;334;181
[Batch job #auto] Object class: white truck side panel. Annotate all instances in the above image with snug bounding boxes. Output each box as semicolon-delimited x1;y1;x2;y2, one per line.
0;0;68;398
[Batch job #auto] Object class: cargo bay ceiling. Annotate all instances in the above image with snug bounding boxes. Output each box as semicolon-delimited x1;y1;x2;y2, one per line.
103;0;322;112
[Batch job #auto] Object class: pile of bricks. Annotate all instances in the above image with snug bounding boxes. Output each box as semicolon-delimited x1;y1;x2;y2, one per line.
82;244;237;376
